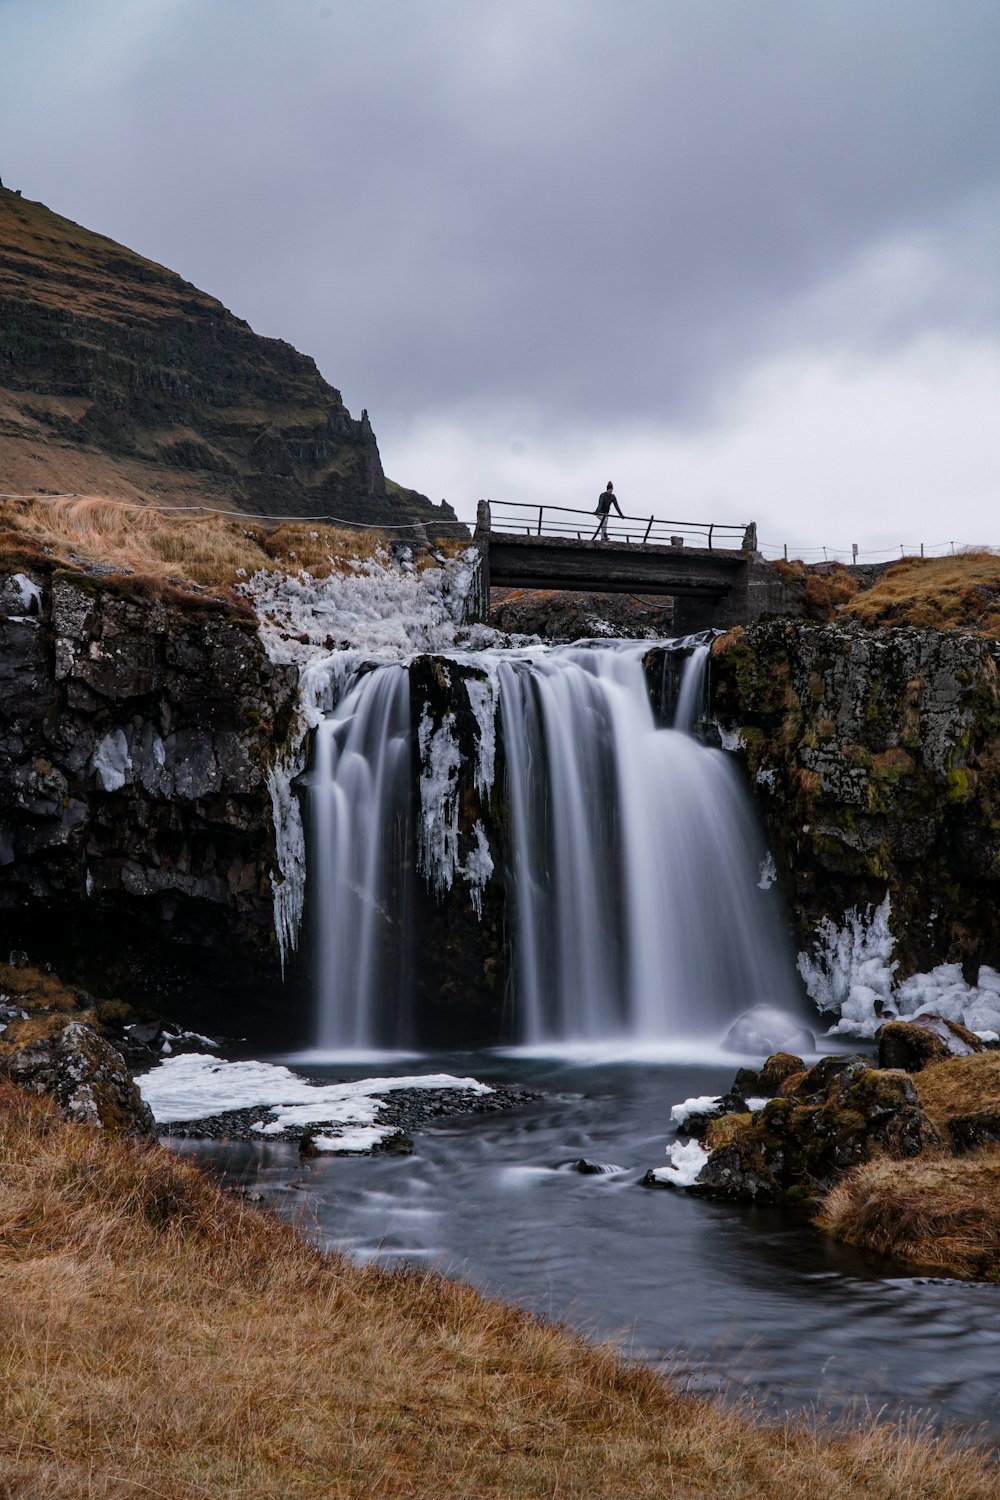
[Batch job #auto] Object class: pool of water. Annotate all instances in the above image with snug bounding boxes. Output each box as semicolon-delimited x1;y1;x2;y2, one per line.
175;1051;1000;1435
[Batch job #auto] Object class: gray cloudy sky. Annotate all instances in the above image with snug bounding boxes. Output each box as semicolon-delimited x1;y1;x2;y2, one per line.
3;0;999;557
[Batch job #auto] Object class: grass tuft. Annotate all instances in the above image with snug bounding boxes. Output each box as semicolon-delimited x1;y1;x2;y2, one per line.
817;1150;1000;1283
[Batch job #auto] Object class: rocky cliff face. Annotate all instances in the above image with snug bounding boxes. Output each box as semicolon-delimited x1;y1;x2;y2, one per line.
710;620;1000;981
0;185;455;530
0;563;304;1038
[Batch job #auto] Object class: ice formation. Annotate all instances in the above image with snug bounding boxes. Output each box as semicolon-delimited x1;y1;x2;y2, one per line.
241;547;489;668
799;894;1000;1039
267;756;307;975
242;546;497;958
416;704;462;901
464;676;497;796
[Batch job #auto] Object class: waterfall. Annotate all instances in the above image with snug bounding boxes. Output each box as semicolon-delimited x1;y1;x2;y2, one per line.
310;665;415;1050
309;640;800;1050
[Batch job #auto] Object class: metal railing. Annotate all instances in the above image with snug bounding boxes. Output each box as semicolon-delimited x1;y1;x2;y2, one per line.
485;499;749;550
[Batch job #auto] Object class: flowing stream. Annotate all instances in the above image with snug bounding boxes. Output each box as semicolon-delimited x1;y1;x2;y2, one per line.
182;1050;1000;1436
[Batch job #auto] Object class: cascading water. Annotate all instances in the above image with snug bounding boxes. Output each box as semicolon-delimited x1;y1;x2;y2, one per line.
310;665;415;1050
496;642;800;1043
308;639;801;1050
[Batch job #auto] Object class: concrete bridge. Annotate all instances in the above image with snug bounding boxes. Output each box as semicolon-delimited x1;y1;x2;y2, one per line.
474;500;790;631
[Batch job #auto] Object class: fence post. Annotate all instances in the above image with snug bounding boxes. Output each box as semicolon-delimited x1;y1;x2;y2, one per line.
708;523;715;549
537;506;543;536
643;515;653;543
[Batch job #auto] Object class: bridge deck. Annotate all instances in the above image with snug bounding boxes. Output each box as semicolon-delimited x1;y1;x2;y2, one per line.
487;532;748;598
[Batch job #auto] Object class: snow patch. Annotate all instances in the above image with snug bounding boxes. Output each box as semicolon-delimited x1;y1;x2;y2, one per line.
670;1095;721;1128
137;1054;492;1152
12;573;42;615
653;1138;710;1188
757;852;777;890
717;724;745;752
91;729;132;792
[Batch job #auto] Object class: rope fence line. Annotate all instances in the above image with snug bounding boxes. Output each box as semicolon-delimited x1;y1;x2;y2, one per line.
0;493;462;533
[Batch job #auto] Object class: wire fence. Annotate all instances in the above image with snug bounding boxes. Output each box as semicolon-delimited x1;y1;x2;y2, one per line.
758;539;998;564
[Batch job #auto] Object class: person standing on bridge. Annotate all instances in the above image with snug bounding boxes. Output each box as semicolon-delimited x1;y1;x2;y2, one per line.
592;481;622;541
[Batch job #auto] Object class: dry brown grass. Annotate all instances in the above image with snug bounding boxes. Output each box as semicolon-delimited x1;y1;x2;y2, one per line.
842;551;1000;633
0;1086;994;1498
914;1052;1000;1137
0;496;458;600
0;960;80;1014
817;1150;1000;1284
818;1054;1000;1282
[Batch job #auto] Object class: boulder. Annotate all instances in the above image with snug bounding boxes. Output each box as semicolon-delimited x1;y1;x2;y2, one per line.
722;1005;814;1058
0;1020;155;1137
689;1053;940;1204
877;1015;984;1072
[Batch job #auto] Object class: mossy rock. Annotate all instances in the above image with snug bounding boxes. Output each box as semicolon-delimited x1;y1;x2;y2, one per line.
0;1019;155;1137
689;1053;940;1204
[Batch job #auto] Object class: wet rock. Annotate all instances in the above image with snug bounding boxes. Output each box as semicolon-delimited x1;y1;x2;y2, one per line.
0;566;304;1033
688;1052;940;1204
947;1112;1000;1153
877;1016;984;1072
710;620;1000;984
730;1051;806;1101
0;1020;156;1137
573;1158;620;1175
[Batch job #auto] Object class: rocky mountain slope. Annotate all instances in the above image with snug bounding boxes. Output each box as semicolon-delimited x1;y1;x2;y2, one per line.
0;184;455;529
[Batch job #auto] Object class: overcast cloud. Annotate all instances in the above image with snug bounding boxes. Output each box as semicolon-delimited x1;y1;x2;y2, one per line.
2;0;999;556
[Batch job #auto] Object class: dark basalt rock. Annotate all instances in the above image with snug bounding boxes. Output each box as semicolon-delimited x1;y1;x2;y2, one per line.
688;1052;941;1205
0;1019;155;1137
731;1051;805;1102
0;566;306;1038
877;1016;984;1073
710;620;1000;983
947;1112;1000;1154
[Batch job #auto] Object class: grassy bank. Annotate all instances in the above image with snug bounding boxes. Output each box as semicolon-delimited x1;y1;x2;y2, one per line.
0;494;462;599
0;1087;995;1499
817;1053;1000;1283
